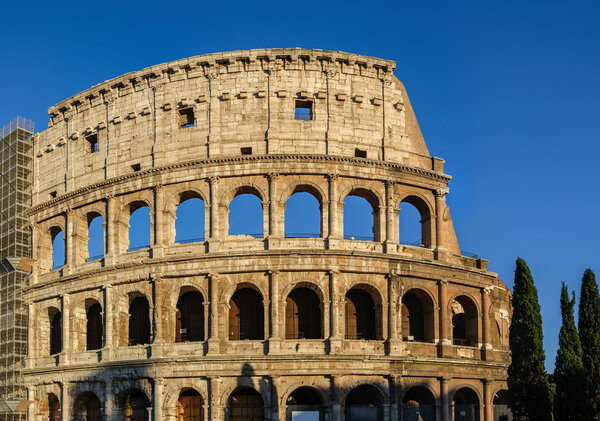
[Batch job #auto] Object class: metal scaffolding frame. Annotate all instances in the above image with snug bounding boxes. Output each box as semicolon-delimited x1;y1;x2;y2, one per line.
0;117;33;421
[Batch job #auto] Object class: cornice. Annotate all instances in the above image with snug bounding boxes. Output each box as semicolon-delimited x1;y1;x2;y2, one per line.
26;154;451;216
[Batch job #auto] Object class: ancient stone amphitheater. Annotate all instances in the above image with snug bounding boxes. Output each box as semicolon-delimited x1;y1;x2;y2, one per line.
23;49;512;421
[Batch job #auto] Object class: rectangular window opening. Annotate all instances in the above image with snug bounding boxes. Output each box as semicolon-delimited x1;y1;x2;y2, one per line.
355;148;367;158
86;134;98;153
178;107;195;128
131;163;141;172
295;100;313;120
241;147;252;155
50;191;57;199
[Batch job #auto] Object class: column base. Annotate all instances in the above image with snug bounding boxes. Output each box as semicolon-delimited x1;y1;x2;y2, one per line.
438;339;452;357
434;246;448;261
266;236;281;250
328;338;342;354
150;245;164;258
207;239;220;253
101;347;113;361
387;338;404;356
384;241;399;254
326;238;341;250
481;343;493;360
268;338;282;354
207;338;221;355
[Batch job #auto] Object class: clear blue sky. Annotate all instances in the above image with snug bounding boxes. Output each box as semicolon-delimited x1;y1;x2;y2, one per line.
3;0;599;371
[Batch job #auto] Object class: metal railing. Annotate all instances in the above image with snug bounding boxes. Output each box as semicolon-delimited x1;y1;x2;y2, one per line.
128;244;150;252
86;254;104;262
176;237;205;244
294;111;311;120
284;233;320;238
343;234;374;241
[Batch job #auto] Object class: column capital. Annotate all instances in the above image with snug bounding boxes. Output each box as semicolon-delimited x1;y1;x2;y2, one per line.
154;184;164;193
328;269;340;275
438;279;449;286
384;179;397;188
483;285;494;294
434;187;449;200
325;172;339;181
207;272;220;280
206;175;219;184
267;270;280;276
265;172;280;181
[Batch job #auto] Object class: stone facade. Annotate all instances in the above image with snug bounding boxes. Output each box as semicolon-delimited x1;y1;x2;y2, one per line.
23;49;511;420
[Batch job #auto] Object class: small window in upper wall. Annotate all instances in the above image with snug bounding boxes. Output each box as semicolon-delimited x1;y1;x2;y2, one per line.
240;147;252;155
178;107;195;128
295;100;313;120
355;148;367;158
86;134;98;153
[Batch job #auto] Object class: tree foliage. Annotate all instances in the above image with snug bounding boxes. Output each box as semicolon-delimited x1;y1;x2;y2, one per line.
579;268;600;420
554;282;584;420
507;257;552;420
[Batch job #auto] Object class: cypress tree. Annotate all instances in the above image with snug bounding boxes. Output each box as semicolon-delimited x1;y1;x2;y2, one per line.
554;282;584;420
507;258;552;420
579;268;600;420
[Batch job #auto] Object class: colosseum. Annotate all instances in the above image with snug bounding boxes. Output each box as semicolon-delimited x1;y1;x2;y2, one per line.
21;48;512;421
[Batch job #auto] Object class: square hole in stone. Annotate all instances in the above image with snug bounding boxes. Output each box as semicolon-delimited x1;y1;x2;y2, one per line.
295;100;313;120
241;147;252;155
178;107;195;128
355;148;367;158
86;134;98;153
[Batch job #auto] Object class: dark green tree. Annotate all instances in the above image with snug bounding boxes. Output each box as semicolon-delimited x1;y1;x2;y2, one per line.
579;268;600;420
507;258;552;420
554;282;584;420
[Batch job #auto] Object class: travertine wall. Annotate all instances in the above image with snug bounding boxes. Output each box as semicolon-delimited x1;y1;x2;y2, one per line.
23;49;511;421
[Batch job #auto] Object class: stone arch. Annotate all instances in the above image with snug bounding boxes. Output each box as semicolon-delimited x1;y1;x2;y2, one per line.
224;185;265;238
72;391;102;421
72;205;106;263
450;385;481;421
344;283;384;340
401;382;440;407
225;386;265;421
84;298;103;351
343;382;387;421
175;287;206;342
227;283;265;341
48;306;62;355
220;184;267;207
164;188;208;245
282;183;326;238
176;388;205;421
448;293;480;347
402;385;437;421
116;196;154;254
397;193;434;248
401;288;436;343
341;186;383;242
220;281;267;305
128;292;151;346
162;383;208;417
47;392;61;421
284;284;324;340
38;222;66;272
118;388;151;420
279;379;331;408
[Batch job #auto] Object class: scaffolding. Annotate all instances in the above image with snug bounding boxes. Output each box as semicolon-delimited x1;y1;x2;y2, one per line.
0;117;33;421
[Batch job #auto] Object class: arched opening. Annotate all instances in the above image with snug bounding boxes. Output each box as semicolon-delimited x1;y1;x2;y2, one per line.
228;191;263;238
402;386;436;421
399;196;431;248
452;387;480;421
401;289;435;343
176;291;205;342
344;384;383;421
228;387;264;421
128;296;150;346
284;189;322;238
51;227;65;270
86;301;103;351
73;392;102;421
451;296;479;346
177;389;204;421
49;308;62;355
175;195;206;244
87;213;104;261
128;203;151;251
285;287;322;339
229;287;264;340
343;192;378;241
48;393;60;421
124;390;150;421
345;287;382;340
286;387;323;420
493;390;512;421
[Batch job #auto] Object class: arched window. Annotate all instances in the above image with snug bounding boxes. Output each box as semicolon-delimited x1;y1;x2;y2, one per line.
451;296;479;346
452;387;480;421
228;192;263;238
345;384;383;421
73;392;102;421
493;390;511;421
399;197;431;248
402;386;436;421
129;296;150;346
128;204;151;251
229;288;264;340
87;214;104;261
177;389;204;421
51;228;65;270
125;390;150;421
228;388;263;421
401;290;435;343
48;393;60;421
285;287;322;339
176;291;205;342
345;288;381;340
175;196;205;244
284;190;321;238
286;387;323;420
343;195;375;241
86;301;103;350
49;308;62;355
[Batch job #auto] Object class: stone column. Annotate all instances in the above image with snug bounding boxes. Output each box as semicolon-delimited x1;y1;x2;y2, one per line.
270;376;283;421
266;173;281;248
269;270;281;354
209;377;222;420
329;270;342;353
384;180;397;253
483;379;492;421
105;195;117;263
207;176;220;253
388;274;401;355
153;185;164;257
207;273;221;354
61;294;70;365
330;376;341;421
103;285;113;360
60;381;71;421
481;287;492;360
65;210;75;272
440;377;451;421
26;304;35;366
105;380;115;420
434;187;449;256
153;378;164;421
326;174;340;248
438;280;451;356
